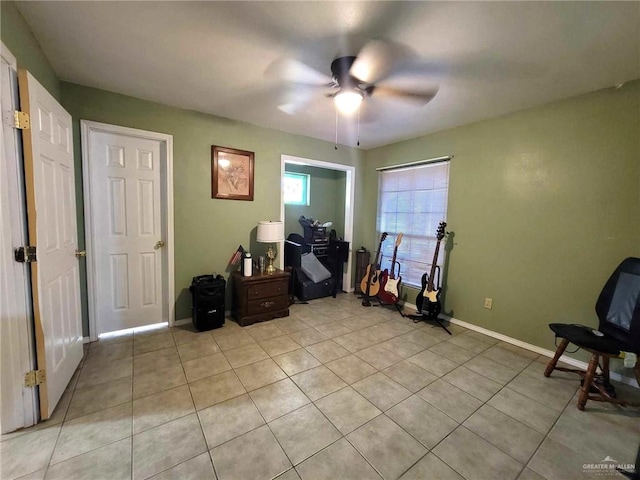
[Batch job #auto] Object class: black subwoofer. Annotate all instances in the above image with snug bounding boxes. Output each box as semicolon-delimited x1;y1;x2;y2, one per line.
190;274;226;331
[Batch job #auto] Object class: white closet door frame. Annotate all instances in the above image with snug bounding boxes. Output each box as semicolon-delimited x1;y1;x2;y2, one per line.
81;121;174;340
0;42;37;432
280;154;355;292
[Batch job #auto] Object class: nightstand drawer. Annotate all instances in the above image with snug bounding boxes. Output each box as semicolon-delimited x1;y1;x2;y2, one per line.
247;295;289;315
247;279;288;300
231;270;290;326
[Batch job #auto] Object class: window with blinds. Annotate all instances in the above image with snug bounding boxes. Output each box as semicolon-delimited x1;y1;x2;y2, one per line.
376;160;450;288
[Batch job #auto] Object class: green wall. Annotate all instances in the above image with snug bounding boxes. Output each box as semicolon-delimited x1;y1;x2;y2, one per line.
0;1;365;334
1;1;60;100
284;164;346;240
4;1;640;381
60;83;364;329
365;81;640;375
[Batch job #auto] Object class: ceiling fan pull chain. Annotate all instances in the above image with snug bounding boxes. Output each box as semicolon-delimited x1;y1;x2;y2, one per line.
334;109;338;150
357;107;361;147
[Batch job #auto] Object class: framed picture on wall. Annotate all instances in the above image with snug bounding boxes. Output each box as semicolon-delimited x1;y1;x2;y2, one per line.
211;145;254;201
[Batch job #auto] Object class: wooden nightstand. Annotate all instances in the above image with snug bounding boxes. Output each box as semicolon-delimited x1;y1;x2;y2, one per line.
230;270;290;326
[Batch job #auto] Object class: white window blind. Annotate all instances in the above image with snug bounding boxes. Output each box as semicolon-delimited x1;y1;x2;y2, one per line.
376;161;450;288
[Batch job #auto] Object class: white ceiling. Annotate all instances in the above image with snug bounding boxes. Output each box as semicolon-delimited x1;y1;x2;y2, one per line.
15;1;640;149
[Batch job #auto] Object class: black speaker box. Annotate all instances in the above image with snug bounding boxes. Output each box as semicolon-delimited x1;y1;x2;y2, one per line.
329;239;350;263
190;274;226;331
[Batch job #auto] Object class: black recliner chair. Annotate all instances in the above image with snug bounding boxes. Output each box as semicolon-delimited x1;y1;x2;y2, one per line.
545;257;640;410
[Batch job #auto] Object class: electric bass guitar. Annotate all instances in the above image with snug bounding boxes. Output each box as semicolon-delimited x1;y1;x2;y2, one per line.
378;233;403;304
361;232;388;306
415;221;447;319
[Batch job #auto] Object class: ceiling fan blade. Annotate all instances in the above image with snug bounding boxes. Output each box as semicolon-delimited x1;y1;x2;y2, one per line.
277;85;326;115
349;39;410;85
372;85;439;105
266;57;332;87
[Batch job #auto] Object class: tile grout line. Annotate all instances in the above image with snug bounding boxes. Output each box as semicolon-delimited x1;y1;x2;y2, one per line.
42;342;94;479
153;330;215;480
266;316;467;479
21;296;611;480
522;381;592;480
422;352;562;479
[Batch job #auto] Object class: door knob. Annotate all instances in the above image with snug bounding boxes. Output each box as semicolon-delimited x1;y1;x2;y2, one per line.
75;250;86;258
154;240;165;250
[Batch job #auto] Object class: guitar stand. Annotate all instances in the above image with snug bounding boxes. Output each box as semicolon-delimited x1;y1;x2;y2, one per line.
360;296;405;319
379;300;406;318
408;266;451;335
408;312;452;335
360;295;380;307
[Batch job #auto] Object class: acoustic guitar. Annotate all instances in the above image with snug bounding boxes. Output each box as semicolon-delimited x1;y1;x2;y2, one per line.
378;233;403;304
415;221;447;318
361;232;388;306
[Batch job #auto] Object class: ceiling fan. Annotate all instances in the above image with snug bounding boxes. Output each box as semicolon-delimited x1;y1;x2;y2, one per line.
270;39;439;116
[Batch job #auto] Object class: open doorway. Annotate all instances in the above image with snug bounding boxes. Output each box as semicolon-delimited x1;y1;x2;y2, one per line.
280;154;355;292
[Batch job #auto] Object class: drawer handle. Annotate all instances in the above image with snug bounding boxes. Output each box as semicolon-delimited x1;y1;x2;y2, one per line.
260;301;275;308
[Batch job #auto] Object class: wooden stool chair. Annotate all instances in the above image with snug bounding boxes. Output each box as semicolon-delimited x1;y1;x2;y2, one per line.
544;257;640;411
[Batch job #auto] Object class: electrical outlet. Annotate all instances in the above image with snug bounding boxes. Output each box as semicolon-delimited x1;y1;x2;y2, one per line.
484;298;493;309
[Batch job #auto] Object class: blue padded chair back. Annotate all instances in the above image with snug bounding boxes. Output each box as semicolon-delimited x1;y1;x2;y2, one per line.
596;257;640;352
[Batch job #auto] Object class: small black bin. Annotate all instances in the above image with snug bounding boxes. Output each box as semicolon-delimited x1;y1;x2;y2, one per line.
190;274;226;331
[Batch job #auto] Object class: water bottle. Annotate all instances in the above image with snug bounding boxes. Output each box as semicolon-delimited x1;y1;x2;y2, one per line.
243;252;252;277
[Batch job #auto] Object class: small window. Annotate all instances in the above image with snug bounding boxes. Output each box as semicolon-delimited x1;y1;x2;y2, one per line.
283;172;310;206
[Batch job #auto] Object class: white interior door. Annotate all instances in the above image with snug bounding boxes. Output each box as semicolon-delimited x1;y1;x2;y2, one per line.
85;129;165;334
0;49;37;433
18;69;83;420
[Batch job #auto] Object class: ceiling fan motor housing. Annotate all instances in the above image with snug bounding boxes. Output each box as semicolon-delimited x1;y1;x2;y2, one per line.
330;56;361;90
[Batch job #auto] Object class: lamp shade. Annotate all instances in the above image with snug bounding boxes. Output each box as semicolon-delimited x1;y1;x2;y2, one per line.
256;221;284;243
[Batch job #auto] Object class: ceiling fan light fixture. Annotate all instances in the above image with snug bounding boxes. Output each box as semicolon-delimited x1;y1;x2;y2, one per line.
334;89;363;115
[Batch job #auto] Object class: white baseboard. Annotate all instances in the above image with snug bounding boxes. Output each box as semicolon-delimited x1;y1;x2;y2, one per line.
82;336;92;344
402;301;638;388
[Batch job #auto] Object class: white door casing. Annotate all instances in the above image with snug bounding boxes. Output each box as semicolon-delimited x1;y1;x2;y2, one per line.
82;121;174;338
280;154;355;292
0;46;37;432
18;69;83;420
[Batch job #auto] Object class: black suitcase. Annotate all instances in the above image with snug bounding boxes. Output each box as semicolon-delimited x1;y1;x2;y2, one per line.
294;269;335;301
190;274;226;331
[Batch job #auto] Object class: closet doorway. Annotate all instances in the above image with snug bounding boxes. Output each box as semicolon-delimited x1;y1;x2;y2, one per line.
280;154;355;292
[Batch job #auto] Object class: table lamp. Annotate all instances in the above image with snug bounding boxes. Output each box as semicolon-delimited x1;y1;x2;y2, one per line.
256;221;284;274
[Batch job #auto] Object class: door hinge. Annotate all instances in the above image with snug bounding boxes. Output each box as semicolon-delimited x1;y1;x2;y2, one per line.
14;246;37;263
24;369;46;387
5;110;30;130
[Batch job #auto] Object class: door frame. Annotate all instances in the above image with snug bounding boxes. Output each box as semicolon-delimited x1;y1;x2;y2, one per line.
280;154;355;291
0;42;38;432
81;121;174;340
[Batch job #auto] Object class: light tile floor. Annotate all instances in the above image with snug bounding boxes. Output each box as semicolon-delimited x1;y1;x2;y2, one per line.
2;294;640;480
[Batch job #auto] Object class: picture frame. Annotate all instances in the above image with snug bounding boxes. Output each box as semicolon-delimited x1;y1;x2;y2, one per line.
211;145;254;201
